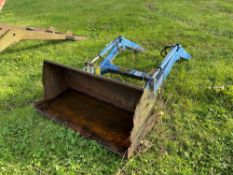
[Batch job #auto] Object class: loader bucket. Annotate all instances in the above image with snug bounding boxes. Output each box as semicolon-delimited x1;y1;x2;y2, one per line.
34;60;158;157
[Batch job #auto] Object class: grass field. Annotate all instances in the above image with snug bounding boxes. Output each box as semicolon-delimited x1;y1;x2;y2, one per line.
0;0;232;174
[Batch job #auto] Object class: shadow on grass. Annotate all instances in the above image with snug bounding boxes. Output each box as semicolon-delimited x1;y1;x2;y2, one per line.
0;40;69;55
0;107;124;174
0;73;125;173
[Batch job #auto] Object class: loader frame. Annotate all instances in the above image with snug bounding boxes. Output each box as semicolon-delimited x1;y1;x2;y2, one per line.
84;36;191;94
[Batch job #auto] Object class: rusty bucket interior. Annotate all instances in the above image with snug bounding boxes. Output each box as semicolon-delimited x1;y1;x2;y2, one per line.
34;60;157;157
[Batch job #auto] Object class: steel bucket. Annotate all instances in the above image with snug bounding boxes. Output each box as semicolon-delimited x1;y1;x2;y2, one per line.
34;60;157;157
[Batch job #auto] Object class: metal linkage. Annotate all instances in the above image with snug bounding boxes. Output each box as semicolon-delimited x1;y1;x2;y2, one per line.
84;36;146;76
0;24;87;53
146;44;191;93
84;36;191;94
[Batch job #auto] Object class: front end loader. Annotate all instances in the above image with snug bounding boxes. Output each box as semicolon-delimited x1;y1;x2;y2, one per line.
34;36;191;158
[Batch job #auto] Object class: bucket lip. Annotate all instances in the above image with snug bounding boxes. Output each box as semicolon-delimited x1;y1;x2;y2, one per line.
43;59;144;92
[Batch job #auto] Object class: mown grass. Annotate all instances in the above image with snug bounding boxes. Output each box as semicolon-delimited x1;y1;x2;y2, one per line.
0;0;232;174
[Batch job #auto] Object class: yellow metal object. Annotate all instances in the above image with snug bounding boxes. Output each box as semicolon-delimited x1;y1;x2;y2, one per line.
0;24;87;53
95;66;101;75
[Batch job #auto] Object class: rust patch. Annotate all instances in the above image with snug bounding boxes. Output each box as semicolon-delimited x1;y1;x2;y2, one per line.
35;88;134;155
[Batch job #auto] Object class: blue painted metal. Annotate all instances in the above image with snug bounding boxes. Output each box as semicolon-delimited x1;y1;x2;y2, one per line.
86;36;191;94
98;36;144;75
146;44;191;93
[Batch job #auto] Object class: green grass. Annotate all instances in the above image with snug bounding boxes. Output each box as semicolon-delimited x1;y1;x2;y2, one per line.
0;0;232;174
